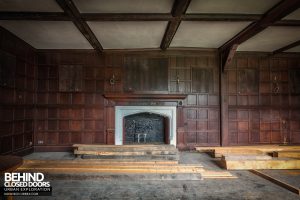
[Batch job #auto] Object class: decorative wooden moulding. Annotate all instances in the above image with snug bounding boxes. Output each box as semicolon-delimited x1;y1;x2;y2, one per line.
103;93;187;100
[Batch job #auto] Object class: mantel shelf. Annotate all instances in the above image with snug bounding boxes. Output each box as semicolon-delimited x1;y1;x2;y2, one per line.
103;93;187;100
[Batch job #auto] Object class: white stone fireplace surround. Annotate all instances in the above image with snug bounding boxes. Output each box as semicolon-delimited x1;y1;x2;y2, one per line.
115;106;177;146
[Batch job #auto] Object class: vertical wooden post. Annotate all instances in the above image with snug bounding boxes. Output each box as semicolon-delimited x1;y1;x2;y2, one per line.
220;54;229;146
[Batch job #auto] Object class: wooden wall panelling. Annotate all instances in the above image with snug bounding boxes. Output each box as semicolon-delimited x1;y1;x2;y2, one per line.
181;55;220;148
35;51;106;151
226;54;300;145
169;57;191;93
0;27;35;155
124;57;168;92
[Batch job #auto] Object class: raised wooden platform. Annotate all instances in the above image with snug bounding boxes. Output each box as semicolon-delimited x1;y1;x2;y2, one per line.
17;159;235;179
196;145;300;158
273;151;300;159
196;145;300;170
221;157;300;170
73;144;179;161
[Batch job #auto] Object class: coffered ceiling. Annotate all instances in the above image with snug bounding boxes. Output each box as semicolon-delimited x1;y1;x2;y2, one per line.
0;0;299;54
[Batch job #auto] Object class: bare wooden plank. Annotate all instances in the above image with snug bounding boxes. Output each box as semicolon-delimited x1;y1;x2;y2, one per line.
201;171;236;179
74;150;177;156
221;159;300;170
250;170;300;195
18;163;204;174
222;155;272;160
273;151;300;159
23;159;179;165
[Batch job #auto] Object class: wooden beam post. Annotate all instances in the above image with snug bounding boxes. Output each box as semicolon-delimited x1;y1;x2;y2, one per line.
55;0;103;52
220;44;238;72
160;0;191;50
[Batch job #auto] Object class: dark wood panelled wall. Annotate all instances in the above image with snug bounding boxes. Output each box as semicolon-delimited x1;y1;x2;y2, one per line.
0;27;300;154
224;54;300;146
0;27;36;155
35;51;219;151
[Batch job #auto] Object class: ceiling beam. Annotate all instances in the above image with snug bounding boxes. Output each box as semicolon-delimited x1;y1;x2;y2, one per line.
160;0;191;50
83;13;173;21
219;0;300;52
0;12;70;20
183;14;262;21
55;0;103;52
273;40;300;54
272;20;300;26
2;12;300;25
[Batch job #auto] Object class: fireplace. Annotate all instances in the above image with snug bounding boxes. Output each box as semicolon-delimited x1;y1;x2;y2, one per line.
115;106;177;146
124;112;168;144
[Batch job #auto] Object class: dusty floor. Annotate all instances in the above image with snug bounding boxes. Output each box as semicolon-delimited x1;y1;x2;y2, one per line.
2;152;300;200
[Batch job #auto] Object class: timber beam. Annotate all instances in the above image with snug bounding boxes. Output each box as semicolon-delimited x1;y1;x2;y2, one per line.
218;0;300;72
55;0;103;52
160;0;191;50
273;40;300;55
219;0;300;53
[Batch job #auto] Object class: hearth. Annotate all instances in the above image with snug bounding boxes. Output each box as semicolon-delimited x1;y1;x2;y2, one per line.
115;106;177;146
124;112;168;144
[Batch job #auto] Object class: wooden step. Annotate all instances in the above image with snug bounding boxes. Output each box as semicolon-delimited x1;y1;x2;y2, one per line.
222;155;272;161
74;150;178;156
18;160;204;174
273;151;300;159
81;154;179;161
220;158;300;170
74;144;176;151
73;144;179;161
24;159;179;165
196;145;300;158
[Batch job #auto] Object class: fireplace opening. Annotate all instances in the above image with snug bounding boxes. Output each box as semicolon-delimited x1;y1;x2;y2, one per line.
124;112;169;144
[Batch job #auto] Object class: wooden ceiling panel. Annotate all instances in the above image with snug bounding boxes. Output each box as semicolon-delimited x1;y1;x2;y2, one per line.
238;27;300;52
87;21;168;49
0;21;92;49
186;0;281;14
73;0;174;13
170;21;251;48
0;0;63;12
